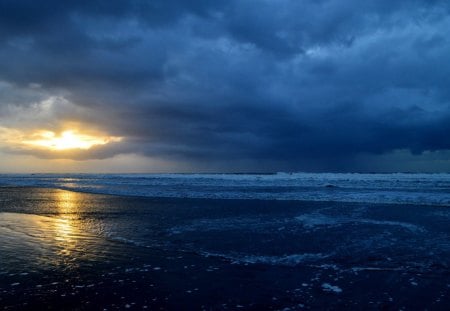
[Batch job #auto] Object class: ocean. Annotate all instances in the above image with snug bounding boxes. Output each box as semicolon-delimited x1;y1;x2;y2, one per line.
1;172;449;205
0;173;449;309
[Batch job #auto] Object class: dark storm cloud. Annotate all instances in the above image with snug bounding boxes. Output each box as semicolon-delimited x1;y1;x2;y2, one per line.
0;0;449;171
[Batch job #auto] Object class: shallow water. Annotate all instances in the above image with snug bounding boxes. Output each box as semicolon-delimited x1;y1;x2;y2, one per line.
1;187;450;310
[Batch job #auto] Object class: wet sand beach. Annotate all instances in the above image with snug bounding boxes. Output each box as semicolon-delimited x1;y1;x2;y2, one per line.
1;187;450;310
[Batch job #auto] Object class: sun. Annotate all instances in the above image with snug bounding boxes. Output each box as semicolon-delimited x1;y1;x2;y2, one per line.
23;130;122;151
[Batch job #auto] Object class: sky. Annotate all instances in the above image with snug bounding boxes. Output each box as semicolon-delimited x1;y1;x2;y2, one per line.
0;0;449;173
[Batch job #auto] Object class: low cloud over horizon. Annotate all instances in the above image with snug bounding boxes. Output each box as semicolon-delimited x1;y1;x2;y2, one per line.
0;0;449;172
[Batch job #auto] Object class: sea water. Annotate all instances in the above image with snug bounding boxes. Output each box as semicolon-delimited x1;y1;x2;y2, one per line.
0;172;449;205
1;174;450;308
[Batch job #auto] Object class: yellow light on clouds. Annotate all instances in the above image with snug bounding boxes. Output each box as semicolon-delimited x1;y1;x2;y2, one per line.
23;130;122;151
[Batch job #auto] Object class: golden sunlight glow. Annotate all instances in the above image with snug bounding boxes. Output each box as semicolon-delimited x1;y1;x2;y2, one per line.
23;130;122;151
53;190;83;258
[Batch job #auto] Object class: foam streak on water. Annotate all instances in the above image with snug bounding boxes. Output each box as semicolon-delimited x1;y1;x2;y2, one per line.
0;172;449;206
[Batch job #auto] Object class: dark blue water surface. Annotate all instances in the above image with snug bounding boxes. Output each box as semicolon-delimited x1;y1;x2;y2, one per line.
1;186;450;310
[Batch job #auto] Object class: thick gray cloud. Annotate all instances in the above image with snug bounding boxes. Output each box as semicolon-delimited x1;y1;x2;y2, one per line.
0;0;449;172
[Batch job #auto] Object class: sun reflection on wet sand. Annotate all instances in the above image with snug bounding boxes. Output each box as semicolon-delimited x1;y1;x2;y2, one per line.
0;189;104;272
52;190;85;259
0;189;125;277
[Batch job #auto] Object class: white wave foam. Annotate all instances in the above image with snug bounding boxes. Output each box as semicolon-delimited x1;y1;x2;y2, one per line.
296;213;425;232
201;252;329;266
322;283;342;293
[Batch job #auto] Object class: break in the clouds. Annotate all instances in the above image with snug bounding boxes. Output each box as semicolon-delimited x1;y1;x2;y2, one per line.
0;0;449;172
